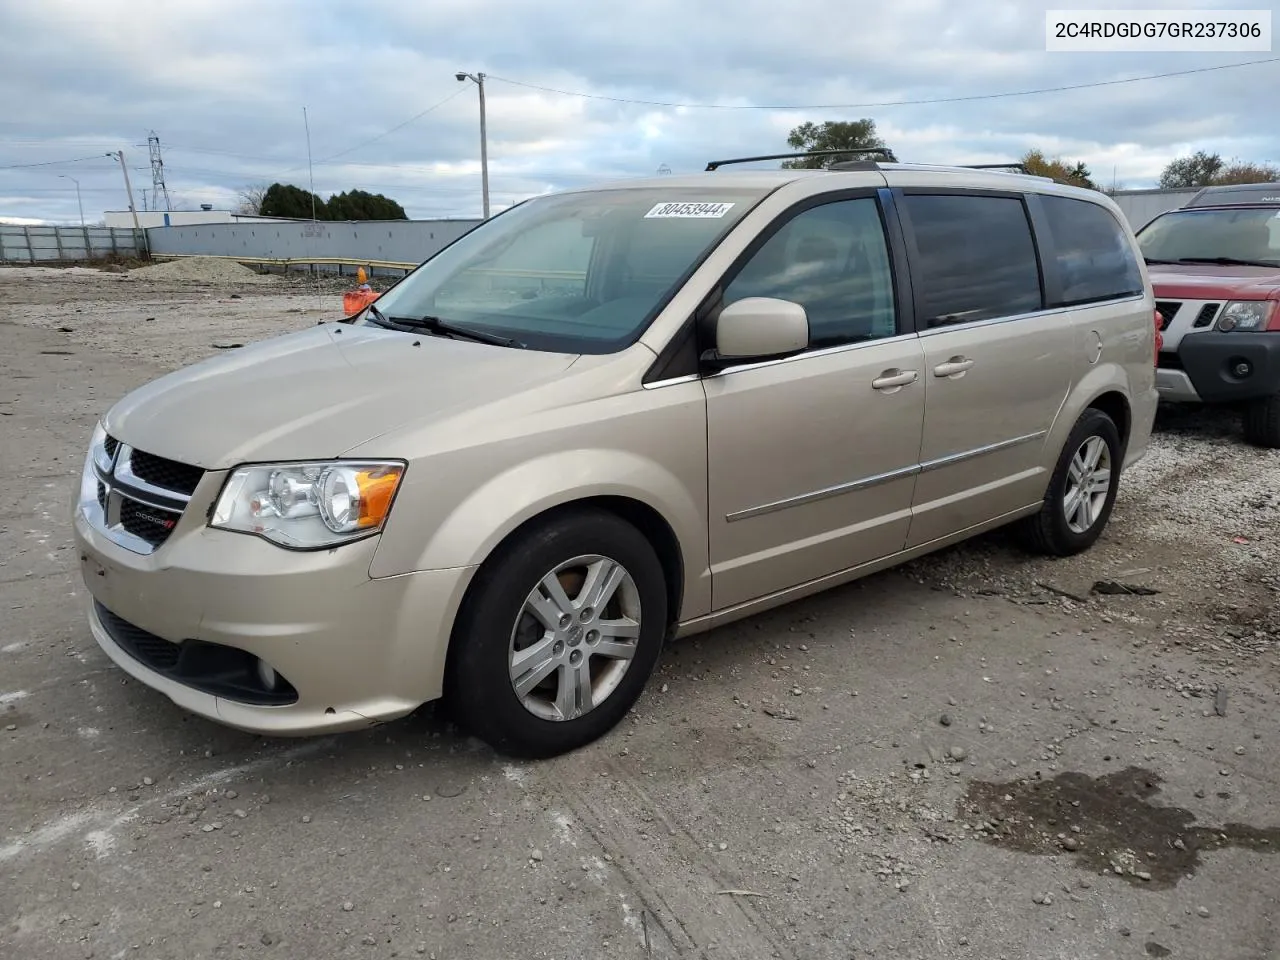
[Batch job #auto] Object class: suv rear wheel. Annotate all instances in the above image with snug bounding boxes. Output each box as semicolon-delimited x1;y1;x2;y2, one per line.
1243;392;1280;449
446;508;668;758
1016;407;1122;557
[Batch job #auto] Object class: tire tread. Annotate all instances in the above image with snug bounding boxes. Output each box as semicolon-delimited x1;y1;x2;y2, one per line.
444;507;666;759
1243;393;1280;448
1014;407;1120;558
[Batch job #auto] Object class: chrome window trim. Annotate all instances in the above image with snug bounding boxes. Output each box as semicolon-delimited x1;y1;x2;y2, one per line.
706;331;921;379
641;373;702;390
725;430;1047;522
644;292;1148;388
915;293;1147;338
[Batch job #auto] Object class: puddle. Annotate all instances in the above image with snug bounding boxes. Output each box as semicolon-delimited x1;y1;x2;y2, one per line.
959;766;1279;889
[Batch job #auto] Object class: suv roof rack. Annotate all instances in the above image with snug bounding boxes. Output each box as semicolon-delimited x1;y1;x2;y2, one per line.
960;163;1031;174
705;148;898;171
1184;181;1280;208
704;152;1032;176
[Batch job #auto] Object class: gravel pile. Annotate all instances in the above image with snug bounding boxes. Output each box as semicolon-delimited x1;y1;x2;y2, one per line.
129;256;275;284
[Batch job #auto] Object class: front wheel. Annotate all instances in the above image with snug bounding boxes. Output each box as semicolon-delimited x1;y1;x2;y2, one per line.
445;509;668;758
1243;392;1280;449
1016;408;1122;557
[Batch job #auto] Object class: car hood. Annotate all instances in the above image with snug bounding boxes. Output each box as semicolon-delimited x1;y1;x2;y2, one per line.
1147;263;1280;301
103;323;580;470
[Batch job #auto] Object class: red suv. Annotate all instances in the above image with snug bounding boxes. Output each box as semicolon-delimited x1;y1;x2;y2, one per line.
1136;182;1280;447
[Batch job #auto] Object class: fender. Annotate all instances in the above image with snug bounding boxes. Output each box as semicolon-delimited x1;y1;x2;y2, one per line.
368;447;713;620
1044;361;1134;465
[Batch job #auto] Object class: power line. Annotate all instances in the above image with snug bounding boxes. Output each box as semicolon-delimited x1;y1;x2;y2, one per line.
0;154;109;170
2;89;469;173
310;87;469;166
487;56;1280;110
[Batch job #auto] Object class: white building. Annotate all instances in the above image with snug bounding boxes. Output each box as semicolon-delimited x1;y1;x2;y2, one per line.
103;207;294;229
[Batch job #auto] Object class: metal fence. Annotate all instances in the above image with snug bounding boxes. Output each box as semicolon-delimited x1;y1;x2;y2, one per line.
144;218;484;276
0;225;147;263
1109;188;1200;230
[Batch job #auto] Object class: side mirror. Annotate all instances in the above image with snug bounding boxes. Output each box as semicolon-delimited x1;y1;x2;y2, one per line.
714;297;809;361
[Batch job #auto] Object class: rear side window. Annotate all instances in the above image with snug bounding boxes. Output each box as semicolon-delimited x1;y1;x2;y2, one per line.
1038;195;1144;306
903;194;1043;327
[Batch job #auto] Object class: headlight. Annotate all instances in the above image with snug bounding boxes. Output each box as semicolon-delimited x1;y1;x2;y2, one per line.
210;460;405;549
89;421;114;473
1216;301;1275;332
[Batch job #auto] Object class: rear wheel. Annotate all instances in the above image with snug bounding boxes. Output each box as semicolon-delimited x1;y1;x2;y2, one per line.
1243;392;1280;449
1016;408;1122;557
445;509;667;758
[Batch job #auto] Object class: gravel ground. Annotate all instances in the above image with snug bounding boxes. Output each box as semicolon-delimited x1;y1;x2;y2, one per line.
124;256;279;285
1;266;1277;960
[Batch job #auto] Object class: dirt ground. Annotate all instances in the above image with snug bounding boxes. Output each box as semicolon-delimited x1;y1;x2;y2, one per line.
2;263;1278;960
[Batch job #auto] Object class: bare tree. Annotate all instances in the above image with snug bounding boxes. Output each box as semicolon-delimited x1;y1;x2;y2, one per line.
234;183;268;216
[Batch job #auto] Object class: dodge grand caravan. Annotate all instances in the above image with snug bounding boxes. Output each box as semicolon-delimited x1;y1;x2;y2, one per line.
72;156;1160;758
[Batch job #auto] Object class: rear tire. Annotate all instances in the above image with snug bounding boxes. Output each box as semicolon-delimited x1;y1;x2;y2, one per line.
1243;392;1280;449
1016;408;1122;557
445;508;667;759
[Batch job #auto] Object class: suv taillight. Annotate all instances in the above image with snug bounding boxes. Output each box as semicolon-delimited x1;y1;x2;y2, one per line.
1153;307;1163;363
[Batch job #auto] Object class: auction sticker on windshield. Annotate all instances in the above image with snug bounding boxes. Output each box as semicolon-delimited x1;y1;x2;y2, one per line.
644;201;736;219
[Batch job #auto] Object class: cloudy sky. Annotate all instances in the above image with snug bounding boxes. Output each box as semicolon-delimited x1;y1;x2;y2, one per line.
1;0;1277;224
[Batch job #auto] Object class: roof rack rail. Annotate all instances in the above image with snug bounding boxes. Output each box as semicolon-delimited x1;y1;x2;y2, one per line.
705;148;898;171
959;163;1031;174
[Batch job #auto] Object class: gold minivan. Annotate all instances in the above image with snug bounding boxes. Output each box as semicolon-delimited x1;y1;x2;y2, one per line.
72;156;1160;757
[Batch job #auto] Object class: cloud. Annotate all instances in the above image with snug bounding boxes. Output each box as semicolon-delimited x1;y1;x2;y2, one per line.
0;0;1276;223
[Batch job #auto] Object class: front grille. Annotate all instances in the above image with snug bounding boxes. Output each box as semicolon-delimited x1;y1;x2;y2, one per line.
89;436;204;555
1194;303;1220;328
1155;301;1180;330
94;602;300;706
129;449;204;496
119;497;181;547
96;602;181;670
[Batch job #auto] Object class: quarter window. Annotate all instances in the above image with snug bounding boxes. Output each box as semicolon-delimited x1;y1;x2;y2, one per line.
903;194;1043;327
723;198;898;349
1039;195;1144;306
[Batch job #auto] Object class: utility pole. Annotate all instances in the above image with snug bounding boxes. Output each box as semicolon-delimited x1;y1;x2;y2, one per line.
59;175;85;228
107;150;141;232
456;71;490;218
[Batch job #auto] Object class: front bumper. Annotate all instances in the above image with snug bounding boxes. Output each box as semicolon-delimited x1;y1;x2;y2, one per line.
1157;331;1280;404
72;503;475;736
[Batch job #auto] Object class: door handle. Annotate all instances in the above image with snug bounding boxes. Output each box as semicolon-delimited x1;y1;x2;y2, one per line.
871;369;918;391
933;356;975;378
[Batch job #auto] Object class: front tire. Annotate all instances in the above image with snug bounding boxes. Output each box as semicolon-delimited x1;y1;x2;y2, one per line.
1016;408;1122;557
445;508;668;759
1243;392;1280;449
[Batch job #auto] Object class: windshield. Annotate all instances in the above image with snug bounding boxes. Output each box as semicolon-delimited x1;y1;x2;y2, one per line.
1137;206;1280;265
362;186;771;353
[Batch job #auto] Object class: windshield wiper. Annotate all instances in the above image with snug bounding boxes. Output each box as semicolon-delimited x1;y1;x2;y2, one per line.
364;301;391;326
1143;257;1180;265
1174;257;1279;268
380;314;525;348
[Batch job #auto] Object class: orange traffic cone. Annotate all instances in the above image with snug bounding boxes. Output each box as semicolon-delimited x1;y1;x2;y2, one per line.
343;266;379;316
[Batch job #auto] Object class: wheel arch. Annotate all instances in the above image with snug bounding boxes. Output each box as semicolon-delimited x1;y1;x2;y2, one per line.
473;495;687;633
1053;363;1135;461
440;494;688;694
1085;389;1132;455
